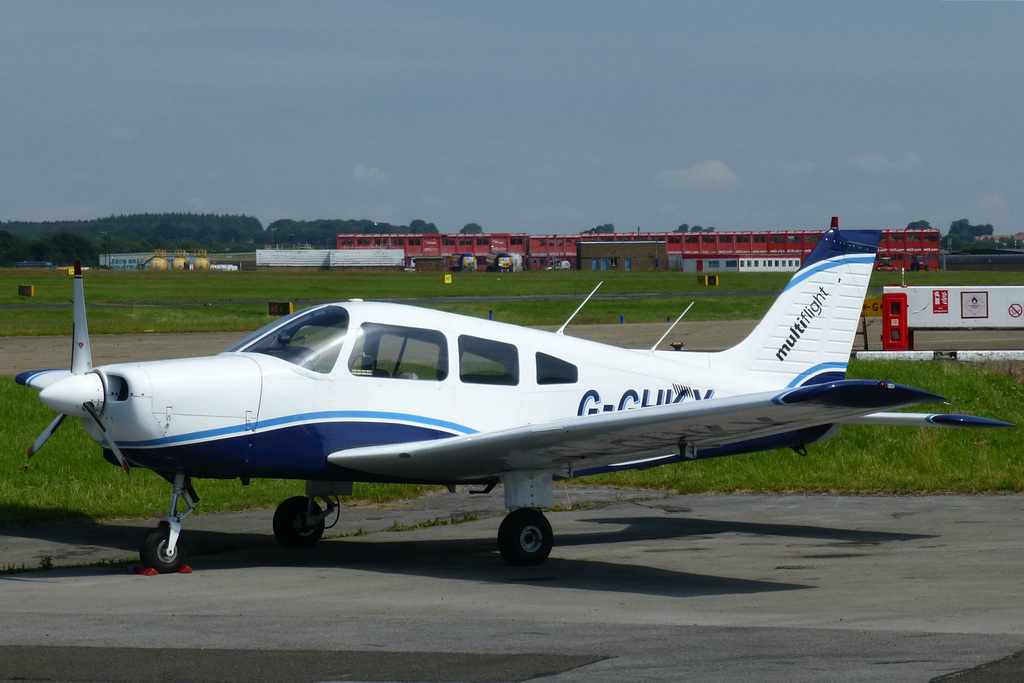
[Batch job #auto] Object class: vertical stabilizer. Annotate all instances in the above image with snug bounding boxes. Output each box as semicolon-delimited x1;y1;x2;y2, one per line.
709;219;880;388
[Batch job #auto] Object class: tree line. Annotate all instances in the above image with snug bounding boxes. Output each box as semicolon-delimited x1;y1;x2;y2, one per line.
0;213;1013;267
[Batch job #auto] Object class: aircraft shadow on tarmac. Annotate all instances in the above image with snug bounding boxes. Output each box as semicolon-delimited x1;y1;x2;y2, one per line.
3;511;933;599
561;514;933;546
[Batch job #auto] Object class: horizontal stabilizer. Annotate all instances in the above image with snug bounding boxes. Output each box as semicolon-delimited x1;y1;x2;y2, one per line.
775;380;946;410
842;412;1015;429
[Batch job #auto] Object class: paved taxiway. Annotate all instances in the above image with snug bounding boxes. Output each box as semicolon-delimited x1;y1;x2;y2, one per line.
3;488;1024;682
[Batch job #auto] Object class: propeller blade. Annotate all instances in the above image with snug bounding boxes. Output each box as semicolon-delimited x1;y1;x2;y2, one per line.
28;413;68;458
83;402;131;475
71;260;93;375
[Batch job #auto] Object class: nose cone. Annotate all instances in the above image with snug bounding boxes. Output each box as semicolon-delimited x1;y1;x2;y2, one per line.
39;373;105;416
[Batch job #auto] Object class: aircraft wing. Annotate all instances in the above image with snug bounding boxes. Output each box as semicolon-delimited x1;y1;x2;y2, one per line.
327;380;1012;483
15;369;73;391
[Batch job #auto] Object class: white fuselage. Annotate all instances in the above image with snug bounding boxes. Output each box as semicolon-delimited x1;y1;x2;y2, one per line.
88;302;770;481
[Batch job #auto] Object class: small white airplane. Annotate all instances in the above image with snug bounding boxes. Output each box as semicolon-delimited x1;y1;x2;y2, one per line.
17;219;1013;572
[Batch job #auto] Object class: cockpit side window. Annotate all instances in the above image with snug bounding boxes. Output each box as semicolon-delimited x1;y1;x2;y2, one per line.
536;352;578;385
237;306;349;374
459;335;519;386
348;323;448;381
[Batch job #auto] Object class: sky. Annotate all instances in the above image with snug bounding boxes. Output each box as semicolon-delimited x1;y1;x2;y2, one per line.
2;1;1022;236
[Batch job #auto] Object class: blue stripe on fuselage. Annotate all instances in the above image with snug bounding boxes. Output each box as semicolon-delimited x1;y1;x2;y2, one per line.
121;419;462;480
117;410;477;448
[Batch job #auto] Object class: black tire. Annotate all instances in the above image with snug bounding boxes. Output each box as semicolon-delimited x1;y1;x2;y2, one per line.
498;508;553;566
273;496;325;549
140;526;186;574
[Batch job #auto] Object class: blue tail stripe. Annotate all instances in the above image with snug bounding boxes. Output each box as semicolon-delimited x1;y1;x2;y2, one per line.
784;254;877;293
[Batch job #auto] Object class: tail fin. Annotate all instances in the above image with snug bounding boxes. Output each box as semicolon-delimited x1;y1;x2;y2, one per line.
709;218;880;388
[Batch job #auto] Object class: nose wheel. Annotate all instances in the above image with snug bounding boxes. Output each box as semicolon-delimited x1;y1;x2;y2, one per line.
138;473;196;574
140;523;186;574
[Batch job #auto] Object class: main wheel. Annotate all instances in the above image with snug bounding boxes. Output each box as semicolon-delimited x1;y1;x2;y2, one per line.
273;496;325;548
140;526;186;574
498;508;553;566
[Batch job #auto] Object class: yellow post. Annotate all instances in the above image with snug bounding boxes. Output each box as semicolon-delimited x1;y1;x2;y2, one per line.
443;274;453;284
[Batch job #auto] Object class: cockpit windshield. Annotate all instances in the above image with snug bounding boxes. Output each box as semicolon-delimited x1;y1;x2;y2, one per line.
230;305;349;374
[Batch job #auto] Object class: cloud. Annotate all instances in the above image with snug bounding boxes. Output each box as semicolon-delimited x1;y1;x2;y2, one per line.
653;160;738;191
350;163;393;188
849;151;921;174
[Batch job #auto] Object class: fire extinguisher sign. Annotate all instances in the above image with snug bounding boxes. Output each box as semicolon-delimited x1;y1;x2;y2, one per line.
932;289;949;314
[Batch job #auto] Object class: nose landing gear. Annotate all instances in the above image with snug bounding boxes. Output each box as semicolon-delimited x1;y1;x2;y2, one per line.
139;472;196;574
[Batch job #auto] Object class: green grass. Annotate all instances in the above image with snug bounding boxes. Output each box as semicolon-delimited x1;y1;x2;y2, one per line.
2;360;1020;527
3;266;1020;336
3;265;1020;307
2;267;789;306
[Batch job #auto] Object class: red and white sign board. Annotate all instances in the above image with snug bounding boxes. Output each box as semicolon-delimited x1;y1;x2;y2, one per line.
884;286;1024;329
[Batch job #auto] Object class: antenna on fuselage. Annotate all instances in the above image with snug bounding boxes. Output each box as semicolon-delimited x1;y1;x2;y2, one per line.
556;281;603;335
649;301;694;353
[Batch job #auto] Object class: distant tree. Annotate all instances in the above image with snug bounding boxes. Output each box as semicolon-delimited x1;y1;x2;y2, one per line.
906;220;931;231
408;219;439;234
691;225;705;232
675;224;690;232
583;223;615;234
460;223;483;234
948;218;994;251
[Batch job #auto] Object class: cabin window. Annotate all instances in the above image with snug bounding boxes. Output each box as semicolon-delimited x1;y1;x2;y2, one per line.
234;305;349;374
536;353;578;385
458;336;519;386
349;323;448;381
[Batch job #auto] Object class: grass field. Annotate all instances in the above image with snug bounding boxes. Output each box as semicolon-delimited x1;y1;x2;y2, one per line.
1;265;1021;527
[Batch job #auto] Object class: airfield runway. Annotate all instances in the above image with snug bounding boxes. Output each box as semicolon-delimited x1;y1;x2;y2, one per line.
3;489;1024;682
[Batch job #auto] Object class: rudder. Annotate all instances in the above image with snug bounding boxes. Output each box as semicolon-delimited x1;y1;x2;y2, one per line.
709;219;880;388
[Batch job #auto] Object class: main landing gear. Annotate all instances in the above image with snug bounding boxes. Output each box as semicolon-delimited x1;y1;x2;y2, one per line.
498;508;553;565
496;469;556;566
272;495;338;548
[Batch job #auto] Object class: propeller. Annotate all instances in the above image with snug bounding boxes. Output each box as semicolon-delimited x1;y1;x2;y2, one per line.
28;261;130;473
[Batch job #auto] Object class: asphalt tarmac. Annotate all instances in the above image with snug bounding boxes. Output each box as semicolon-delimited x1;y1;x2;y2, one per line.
3;488;1024;682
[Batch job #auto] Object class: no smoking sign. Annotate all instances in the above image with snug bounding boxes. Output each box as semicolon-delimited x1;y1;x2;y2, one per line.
1010;303;1023;319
